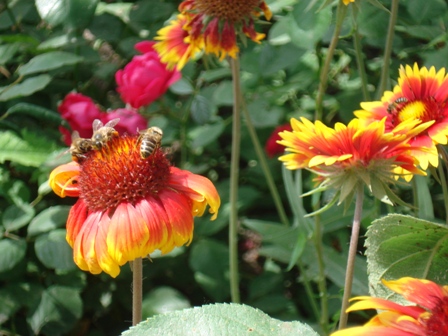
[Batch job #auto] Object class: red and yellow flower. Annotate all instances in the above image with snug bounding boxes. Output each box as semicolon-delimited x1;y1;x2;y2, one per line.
154;0;272;70
332;277;448;336
49;133;220;278
356;64;448;170
277;117;432;206
342;0;355;5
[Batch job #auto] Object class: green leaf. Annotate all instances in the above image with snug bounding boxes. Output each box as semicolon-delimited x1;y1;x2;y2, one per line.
191;95;216;125
18;51;83;76
0;43;21;65
36;0;99;29
28;286;82;335
34;229;76;271
0;239;27;273
366;214;448;303
0;130;59;167
28;206;70;237
189;240;229;301
2;204;35;231
189;121;225;150
122;303;319;336
169;78;194;95
0;286;21;324
0;75;51;101
212;81;233;106
3;103;63;125
142;287;191;318
406;0;447;24
247;99;283;128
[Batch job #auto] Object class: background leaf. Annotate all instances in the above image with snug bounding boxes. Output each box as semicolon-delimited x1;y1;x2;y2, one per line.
366;214;448;303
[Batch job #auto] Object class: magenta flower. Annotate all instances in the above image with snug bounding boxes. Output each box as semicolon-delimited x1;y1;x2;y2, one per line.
58;93;103;145
102;108;147;135
115;41;181;109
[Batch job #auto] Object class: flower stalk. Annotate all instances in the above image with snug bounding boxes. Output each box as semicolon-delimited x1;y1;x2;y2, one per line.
376;0;399;97
229;57;242;303
132;257;143;325
338;185;364;330
315;1;348;121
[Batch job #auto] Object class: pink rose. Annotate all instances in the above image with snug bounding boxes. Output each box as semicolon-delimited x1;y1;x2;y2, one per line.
115;41;181;109
265;124;292;157
101;108;147;135
58;93;104;145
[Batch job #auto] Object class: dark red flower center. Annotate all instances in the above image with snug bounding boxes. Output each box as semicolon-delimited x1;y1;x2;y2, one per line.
193;0;261;22
424;296;448;335
78;135;170;212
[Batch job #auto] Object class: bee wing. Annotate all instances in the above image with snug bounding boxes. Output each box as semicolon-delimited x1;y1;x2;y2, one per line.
104;118;120;128
71;131;81;141
92;119;104;132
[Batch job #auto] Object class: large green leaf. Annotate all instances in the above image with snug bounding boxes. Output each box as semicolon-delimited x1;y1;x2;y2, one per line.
122;303;319;336
366;214;448;302
0;75;51;101
0;130;59;167
2;204;35;231
18;51;83;76
142;286;191;318
3;103;63;125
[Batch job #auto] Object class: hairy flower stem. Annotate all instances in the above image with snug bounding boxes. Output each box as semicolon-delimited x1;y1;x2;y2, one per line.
229;57;242;303
315;1;347;121
338;185;364;329
132;257;143;325
377;0;399;98
352;9;370;101
240;101;290;226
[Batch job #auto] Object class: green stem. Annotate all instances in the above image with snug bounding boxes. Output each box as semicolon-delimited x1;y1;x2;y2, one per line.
240;101;289;226
132;258;143;325
377;0;399;98
313;213;329;334
229;57;242;303
351;9;370;101
297;258;321;322
437;157;448;225
315;2;347;121
338;185;364;330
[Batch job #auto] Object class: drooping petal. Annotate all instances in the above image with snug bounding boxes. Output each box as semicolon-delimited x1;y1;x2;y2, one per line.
66;199;90;247
49;162;81;198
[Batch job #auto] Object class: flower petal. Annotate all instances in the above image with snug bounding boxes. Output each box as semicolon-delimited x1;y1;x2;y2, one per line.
49;162;81;198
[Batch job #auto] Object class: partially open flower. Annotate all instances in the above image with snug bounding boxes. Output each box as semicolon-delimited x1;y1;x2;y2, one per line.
49;130;220;278
277;117;432;207
154;0;272;70
331;277;448;336
356;64;448;169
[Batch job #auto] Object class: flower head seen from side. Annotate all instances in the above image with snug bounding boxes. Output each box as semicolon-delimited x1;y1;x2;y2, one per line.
277;117;433;208
331;277;448;336
49;126;220;278
154;0;272;70
355;64;448;170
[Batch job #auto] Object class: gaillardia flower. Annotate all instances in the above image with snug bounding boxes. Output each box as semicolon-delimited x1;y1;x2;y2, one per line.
49;131;220;278
278;117;432;207
331;277;448;336
154;0;272;70
356;64;448;170
342;0;355;5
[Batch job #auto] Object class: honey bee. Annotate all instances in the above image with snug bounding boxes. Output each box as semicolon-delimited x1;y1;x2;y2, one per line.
387;97;408;114
137;127;163;159
70;131;93;162
91;118;120;150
